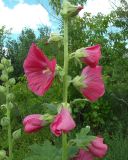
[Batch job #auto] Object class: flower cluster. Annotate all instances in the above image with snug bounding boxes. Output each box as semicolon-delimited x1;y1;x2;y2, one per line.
72;44;105;102
23;40;107;159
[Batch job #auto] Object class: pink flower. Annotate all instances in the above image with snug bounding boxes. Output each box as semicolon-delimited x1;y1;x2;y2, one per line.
72;137;108;160
80;66;105;102
23;43;56;96
23;114;44;133
72;149;94;160
81;44;101;67
50;108;76;136
88;137;108;158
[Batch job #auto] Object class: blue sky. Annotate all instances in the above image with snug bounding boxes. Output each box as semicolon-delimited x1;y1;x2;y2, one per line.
0;0;119;37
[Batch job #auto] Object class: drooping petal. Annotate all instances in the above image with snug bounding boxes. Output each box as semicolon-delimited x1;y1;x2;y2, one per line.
88;137;108;158
23;43;56;96
72;149;94;160
23;114;44;133
24;123;42;133
82;45;101;67
80;66;105;102
50;108;76;136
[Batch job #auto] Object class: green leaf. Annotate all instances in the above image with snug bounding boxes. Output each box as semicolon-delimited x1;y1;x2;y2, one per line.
69;127;96;149
24;141;61;160
68;146;78;158
42;103;58;115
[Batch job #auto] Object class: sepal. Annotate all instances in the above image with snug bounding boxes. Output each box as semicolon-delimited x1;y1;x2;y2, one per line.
12;128;21;140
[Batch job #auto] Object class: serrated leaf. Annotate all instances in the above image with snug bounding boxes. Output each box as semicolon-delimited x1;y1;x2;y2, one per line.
69;127;96;149
24;141;61;160
68;146;78;158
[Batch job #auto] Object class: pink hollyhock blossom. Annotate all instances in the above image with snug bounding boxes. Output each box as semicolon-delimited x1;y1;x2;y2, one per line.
23;43;56;96
88;137;108;158
80;66;105;102
50;108;76;136
23;114;44;133
72;149;94;160
81;44;101;67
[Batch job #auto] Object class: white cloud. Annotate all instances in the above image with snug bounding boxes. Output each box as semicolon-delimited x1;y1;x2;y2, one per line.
0;0;51;33
79;0;120;17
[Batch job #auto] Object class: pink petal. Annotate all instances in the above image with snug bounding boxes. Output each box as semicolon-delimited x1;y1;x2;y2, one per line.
81;66;105;102
50;108;76;136
73;149;94;160
82;44;101;67
88;137;108;158
24;123;42;133
23;114;42;125
23;43;56;96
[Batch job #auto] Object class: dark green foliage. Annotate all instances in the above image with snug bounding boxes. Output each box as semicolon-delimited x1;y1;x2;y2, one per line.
103;131;128;160
24;141;61;160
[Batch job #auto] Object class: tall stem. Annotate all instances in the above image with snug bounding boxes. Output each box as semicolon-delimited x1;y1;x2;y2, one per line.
62;17;68;160
6;86;13;160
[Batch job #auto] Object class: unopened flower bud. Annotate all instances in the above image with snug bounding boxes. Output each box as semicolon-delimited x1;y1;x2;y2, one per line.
61;1;83;18
1;117;9;127
7;93;14;101
48;33;63;43
1;58;7;65
8;78;15;85
72;75;86;88
12;128;21;140
0;150;6;160
8;102;14;109
0;64;4;70
0;86;6;93
7;66;14;73
0;74;8;81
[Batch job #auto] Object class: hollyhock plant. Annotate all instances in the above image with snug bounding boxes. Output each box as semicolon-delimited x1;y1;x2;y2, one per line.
23;43;56;96
50;108;76;136
23;114;44;133
73;66;105;102
21;1;108;160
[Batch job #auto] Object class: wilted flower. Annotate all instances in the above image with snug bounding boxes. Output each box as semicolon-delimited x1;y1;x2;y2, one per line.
50;108;76;136
73;66;105;102
23;114;44;133
23;43;56;96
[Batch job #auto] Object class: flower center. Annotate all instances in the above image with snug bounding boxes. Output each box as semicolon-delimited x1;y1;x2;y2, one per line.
42;67;51;74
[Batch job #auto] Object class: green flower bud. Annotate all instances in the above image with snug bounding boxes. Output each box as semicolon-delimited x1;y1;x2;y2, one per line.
8;102;14;109
1;58;7;65
7;93;14;101
61;1;83;18
0;150;6;160
1;117;9;127
0;86;6;93
72;75;86;88
48;33;63;43
0;74;8;82
0;64;4;70
7;66;14;73
12;128;21;140
8;78;15;85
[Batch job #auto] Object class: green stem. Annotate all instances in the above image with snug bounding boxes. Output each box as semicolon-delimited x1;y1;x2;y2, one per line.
62;18;69;160
6;87;13;160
